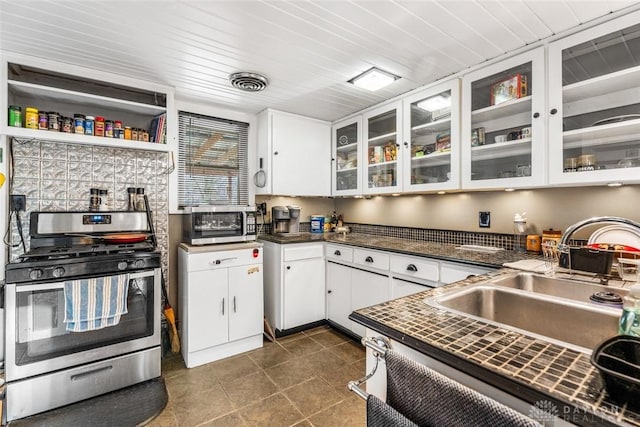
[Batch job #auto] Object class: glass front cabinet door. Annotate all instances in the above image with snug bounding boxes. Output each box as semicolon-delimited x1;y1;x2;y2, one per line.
461;47;546;189
362;101;403;195
402;79;460;192
548;11;640;185
332;117;361;196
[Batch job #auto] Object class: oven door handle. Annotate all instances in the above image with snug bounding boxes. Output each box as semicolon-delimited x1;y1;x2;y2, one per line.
13;271;152;293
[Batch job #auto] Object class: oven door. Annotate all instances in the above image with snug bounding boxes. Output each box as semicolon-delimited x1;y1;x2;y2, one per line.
5;269;161;382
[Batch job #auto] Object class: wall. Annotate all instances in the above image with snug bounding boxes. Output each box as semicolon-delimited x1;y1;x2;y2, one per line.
255;196;336;224
334;185;640;238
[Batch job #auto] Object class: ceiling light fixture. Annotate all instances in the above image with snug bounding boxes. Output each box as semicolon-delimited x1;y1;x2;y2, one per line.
505;188;515;192
608;182;623;187
437;191;446;195
417;95;451;112
229;72;269;92
349;67;399;92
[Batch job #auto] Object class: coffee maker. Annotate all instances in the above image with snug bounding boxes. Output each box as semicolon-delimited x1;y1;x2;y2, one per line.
271;206;301;235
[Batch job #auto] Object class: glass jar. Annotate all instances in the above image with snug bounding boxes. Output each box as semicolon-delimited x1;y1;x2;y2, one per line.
124;126;132;140
74;114;85;134
131;128;138;141
127;187;137;211
38;112;48;130
84;115;95;135
61;116;73;133
105;120;114;138
95;116;105;137
135;188;145;211
47;111;60;131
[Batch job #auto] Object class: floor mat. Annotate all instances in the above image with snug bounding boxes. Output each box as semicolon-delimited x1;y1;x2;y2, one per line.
8;377;168;427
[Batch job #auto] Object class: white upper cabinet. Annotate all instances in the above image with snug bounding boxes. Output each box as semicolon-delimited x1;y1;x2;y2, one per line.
256;109;331;196
362;101;403;195
1;52;175;153
402;79;461;192
548;10;640;186
332;116;362;196
461;47;546;189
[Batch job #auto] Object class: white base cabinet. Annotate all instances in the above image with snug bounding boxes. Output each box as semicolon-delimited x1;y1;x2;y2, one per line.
263;241;326;332
178;244;263;368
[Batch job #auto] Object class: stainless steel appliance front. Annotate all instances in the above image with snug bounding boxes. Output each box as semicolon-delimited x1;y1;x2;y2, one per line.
182;205;257;245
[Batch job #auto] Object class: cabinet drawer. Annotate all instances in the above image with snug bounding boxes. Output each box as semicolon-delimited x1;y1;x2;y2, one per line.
185;248;262;272
325;244;353;263
390;255;439;282
353;249;389;271
284;244;324;261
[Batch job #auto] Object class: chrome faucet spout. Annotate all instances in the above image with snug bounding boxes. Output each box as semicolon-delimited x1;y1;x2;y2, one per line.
559;216;640;249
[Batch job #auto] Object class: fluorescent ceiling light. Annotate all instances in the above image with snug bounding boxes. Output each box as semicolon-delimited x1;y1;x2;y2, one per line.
349;67;399;91
417;95;451;112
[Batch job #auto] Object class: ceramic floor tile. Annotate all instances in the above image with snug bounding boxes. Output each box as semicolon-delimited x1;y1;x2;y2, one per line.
264;356;315;389
309;329;351;348
222;370;279;408
284;377;343;417
164;365;220;400
308;395;366;427
146;403;178;427
207;354;261;384
292;420;314;427
302;348;349;374
280;336;324;357
238;393;305;427
301;325;332;336
330;340;366;363
247;342;294;369
172;384;235;426
319;360;366;397
201;412;248;426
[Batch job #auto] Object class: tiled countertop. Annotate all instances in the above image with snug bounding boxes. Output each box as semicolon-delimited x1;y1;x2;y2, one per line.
258;232;541;268
350;271;640;427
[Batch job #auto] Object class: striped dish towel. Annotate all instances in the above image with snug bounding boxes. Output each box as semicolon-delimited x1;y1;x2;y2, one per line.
64;275;130;332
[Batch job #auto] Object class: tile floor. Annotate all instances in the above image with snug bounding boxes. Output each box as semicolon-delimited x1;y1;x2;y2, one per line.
148;326;367;427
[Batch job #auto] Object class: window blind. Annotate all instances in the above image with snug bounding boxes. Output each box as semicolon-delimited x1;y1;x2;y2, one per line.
178;111;249;207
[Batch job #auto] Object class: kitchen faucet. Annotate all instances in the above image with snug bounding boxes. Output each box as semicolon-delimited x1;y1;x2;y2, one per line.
558;216;640;252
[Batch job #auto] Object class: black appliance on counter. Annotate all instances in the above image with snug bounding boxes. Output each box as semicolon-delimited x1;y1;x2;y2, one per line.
4;211;162;422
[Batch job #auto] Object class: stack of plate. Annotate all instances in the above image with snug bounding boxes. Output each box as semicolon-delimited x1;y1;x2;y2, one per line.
588;224;640;250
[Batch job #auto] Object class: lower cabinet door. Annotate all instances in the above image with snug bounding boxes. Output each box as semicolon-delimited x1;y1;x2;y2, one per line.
351;269;389;337
187;269;229;352
283;258;326;329
326;262;352;331
228;264;264;342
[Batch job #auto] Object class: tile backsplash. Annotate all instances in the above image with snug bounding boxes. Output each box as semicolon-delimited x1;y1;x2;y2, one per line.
9;140;169;269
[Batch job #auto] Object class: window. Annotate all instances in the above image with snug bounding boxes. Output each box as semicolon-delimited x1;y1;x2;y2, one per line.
178;111;249;207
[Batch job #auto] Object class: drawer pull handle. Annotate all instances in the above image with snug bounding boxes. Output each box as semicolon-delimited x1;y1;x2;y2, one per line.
365;256;374;263
406;264;418;272
334;250;341;256
211;257;238;265
233;296;237;313
71;365;113;381
286;266;291;270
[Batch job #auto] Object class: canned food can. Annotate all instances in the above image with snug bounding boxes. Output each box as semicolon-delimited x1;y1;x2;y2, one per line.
124;126;132;140
62;117;73;133
8;105;22;127
25;107;38;129
105;120;114;138
95;116;105;137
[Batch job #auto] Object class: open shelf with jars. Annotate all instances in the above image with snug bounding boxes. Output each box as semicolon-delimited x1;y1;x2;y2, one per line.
548;12;640;185
2;54;174;153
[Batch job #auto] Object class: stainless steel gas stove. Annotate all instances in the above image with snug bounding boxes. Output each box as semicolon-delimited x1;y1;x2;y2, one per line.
4;211;162;422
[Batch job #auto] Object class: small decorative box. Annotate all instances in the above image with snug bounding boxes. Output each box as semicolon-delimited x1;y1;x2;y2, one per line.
490;74;528;106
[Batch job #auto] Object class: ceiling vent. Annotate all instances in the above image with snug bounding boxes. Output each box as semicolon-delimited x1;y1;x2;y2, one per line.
229;72;269;92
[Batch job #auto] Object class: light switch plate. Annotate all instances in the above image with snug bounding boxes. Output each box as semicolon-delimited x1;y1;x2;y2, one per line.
479;211;490;228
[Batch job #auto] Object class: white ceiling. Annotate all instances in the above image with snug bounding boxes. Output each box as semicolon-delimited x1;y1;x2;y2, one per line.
1;1;638;122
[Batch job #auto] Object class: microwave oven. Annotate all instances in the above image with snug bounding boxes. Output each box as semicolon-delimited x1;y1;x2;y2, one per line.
182;205;257;245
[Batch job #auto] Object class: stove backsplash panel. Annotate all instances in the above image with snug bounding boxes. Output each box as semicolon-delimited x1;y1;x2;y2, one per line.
9;140;169;271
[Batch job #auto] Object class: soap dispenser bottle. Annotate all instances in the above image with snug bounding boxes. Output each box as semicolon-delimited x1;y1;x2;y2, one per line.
619;283;640;337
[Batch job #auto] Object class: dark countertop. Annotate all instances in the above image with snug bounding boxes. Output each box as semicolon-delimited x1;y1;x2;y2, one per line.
350;272;640;427
259;232;542;268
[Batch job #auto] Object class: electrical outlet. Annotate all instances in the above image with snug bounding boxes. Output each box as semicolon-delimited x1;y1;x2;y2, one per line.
257;202;267;215
11;194;26;212
479;211;490;228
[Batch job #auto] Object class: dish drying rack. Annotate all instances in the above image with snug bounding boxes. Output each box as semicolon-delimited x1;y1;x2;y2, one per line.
556;217;640;279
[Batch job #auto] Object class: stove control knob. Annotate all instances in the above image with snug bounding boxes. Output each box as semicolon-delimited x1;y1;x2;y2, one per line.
134;260;145;269
117;261;128;271
52;267;65;278
29;269;43;280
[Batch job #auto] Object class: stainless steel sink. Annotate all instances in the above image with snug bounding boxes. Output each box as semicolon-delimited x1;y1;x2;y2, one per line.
491;272;628;303
425;272;624;352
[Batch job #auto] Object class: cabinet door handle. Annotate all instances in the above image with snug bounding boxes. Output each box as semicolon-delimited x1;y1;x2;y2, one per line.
365;256;374;263
286;265;291;270
328;290;332;294
334;250;341;256
406;264;418;272
533;112;540;119
403;141;409;147
550;108;558;115
222;298;225;315
274;151;279;155
395;143;400;148
210;257;237;265
233;296;237;313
